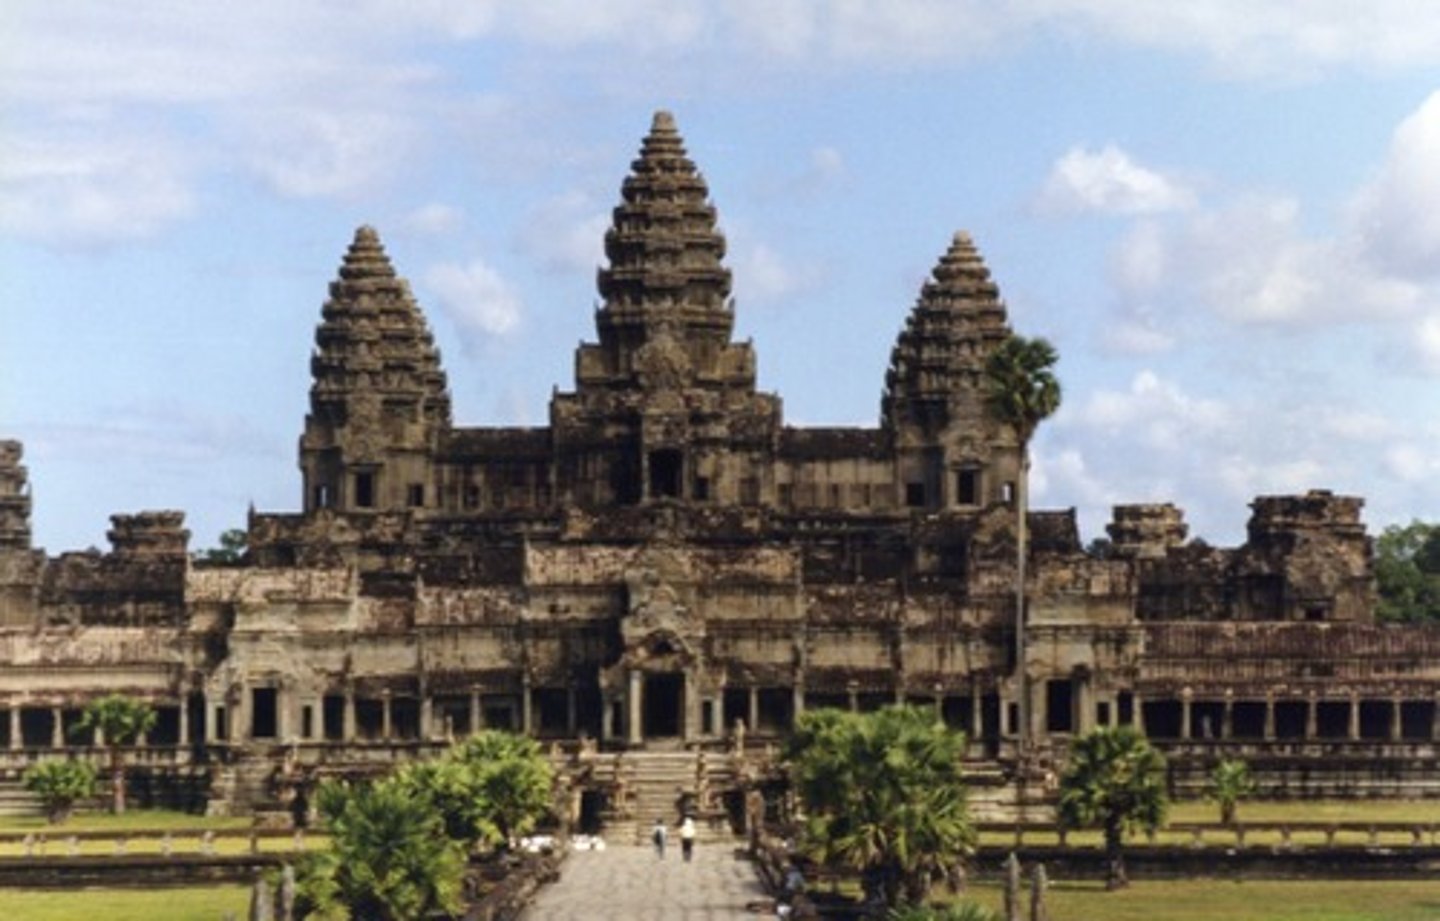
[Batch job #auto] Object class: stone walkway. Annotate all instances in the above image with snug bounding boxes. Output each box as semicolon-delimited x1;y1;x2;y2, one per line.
520;842;771;920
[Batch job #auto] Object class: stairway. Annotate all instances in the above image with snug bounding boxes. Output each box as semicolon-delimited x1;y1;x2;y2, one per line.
586;748;741;846
0;779;42;818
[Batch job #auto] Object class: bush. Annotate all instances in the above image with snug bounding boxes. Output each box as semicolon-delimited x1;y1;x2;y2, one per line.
23;759;98;824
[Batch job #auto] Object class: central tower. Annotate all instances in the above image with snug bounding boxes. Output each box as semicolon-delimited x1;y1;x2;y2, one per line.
552;111;781;508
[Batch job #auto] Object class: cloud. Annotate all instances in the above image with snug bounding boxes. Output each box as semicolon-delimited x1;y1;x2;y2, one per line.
424;258;524;345
517;191;608;274
1352;90;1440;280
401;203;465;236
730;242;822;306
1038;145;1195;216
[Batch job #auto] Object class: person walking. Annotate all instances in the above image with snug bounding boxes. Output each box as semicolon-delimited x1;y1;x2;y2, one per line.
680;815;696;862
652;817;668;859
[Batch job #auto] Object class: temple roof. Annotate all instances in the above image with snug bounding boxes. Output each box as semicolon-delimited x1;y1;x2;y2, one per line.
308;225;452;429
882;232;1012;431
594;110;734;343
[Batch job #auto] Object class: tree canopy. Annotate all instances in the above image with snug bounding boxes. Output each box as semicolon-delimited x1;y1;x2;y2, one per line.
22;759;98;825
982;335;1062;448
1057;726;1167;890
786;705;975;910
75;694;156;814
1375;520;1440;623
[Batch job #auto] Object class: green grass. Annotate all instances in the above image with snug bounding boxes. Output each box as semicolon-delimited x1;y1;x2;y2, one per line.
958;879;1440;921
1166;799;1440;824
0;886;250;920
0;809;251;833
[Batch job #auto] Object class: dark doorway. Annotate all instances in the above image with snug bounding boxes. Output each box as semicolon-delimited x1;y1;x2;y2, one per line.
251;688;278;739
649;450;683;499
323;695;345;741
1275;701;1307;739
1046;680;1074;733
942;696;973;734
1142;699;1181;739
757;688;793;732
643;672;684;738
21;708;54;747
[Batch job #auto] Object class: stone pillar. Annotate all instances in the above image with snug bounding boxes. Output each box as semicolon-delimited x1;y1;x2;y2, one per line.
470;686;482;734
420;694;434;741
343;688;357;742
179;695;191;747
1306;692;1318;740
1132;692;1146;735
1263;692;1275;742
1432;691;1440;742
1390;696;1403;742
846;681;859;713
95;726;106;748
380;690;393;741
1076;677;1094;734
627;670;642;746
566;688;577;736
7;707;19;750
683;672;697;743
51;708;63;748
792;679;805;722
601;693;614;742
203;693;215;745
971;691;983;739
1221;692;1234;740
1180;689;1193;741
277;684;291;744
747;687;759;731
233;683;247;743
521;673;533;736
1348;694;1360;741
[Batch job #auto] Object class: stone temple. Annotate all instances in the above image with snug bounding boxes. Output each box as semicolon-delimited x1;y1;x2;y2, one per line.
0;112;1433;822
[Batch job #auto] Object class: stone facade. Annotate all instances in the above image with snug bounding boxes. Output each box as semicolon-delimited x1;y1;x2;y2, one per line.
1;112;1435;814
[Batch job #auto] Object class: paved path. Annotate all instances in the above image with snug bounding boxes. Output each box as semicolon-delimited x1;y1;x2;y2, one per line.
520;842;771;920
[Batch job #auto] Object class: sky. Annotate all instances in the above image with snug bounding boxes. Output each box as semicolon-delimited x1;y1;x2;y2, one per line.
3;1;1440;554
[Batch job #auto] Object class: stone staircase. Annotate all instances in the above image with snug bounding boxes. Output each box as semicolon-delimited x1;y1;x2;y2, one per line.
590;748;741;846
0;779;42;818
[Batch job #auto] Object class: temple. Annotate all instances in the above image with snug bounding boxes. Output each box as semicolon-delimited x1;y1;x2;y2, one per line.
1;112;1434;823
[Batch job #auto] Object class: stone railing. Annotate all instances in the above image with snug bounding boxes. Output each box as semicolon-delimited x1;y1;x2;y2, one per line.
981;820;1440;849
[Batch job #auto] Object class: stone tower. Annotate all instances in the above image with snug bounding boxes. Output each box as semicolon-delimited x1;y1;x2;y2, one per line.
882;232;1018;510
552;111;780;507
0;440;41;626
299;226;452;514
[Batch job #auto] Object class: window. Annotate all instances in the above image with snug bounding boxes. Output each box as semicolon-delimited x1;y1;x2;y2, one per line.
354;472;375;508
648;449;682;498
313;484;331;509
407;483;425;508
957;469;981;506
1002;481;1016;504
905;482;926;508
777;484;793;507
694;476;710;501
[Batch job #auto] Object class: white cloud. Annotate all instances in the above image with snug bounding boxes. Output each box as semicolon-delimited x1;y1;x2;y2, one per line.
1352;90;1440;279
424;258;524;345
731;242;822;306
517;191;608;274
401;203;465;236
1038;145;1195;216
1415;313;1440;374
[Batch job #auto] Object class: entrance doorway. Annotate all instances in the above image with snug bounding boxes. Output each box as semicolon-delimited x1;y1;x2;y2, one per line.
643;672;684;738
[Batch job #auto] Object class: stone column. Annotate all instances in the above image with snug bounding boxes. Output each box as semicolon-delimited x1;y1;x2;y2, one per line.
9;706;21;750
1076;676;1094;734
683;672;696;744
792;680;805;722
1221;692;1234;740
601;693;614;742
1180;689;1193;741
1263;692;1276;742
1306;693;1318;740
51;707;63;748
233;683;247;743
94;726;106;748
627;670;642;746
179;696;191;747
1132;692;1146;735
203;693;215;745
470;686;482;734
747;688;759;731
1390;696;1403;741
343;688;357;742
420;694;434;742
1431;691;1440;742
521;673;533;736
381;690;393;741
846;681;859;713
277;684;291;744
971;690;983;739
1348;694;1360;741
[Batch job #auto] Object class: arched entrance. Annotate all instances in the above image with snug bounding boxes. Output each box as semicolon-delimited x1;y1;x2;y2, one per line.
643;672;684;738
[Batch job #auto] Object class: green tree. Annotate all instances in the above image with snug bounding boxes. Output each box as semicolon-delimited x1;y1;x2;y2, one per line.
983;335;1061;744
198;528;249;564
1207;758;1256;825
304;777;466;921
787;705;975;910
1375;521;1440;623
75;694;156;815
1057;726;1167;891
22;759;98;824
395;730;555;851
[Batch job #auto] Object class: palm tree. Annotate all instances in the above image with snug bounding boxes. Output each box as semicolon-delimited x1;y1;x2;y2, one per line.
1208;758;1256;825
75;694;156;815
787;705;975;909
1057;726;1168;890
983;335;1061;746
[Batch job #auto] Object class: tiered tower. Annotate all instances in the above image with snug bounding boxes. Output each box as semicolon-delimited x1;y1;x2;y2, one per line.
553;111;780;507
299;226;452;514
0;440;40;626
881;233;1017;510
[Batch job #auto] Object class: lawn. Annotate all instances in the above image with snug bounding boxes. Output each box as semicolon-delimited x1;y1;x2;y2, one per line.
0;885;250;920
959;879;1440;921
0;809;251;833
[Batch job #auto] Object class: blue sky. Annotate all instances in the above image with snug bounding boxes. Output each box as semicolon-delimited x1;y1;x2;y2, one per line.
3;1;1440;552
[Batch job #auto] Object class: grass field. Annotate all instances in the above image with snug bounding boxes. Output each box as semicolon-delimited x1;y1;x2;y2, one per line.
958;879;1440;921
0;886;250;920
0;809;251;833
